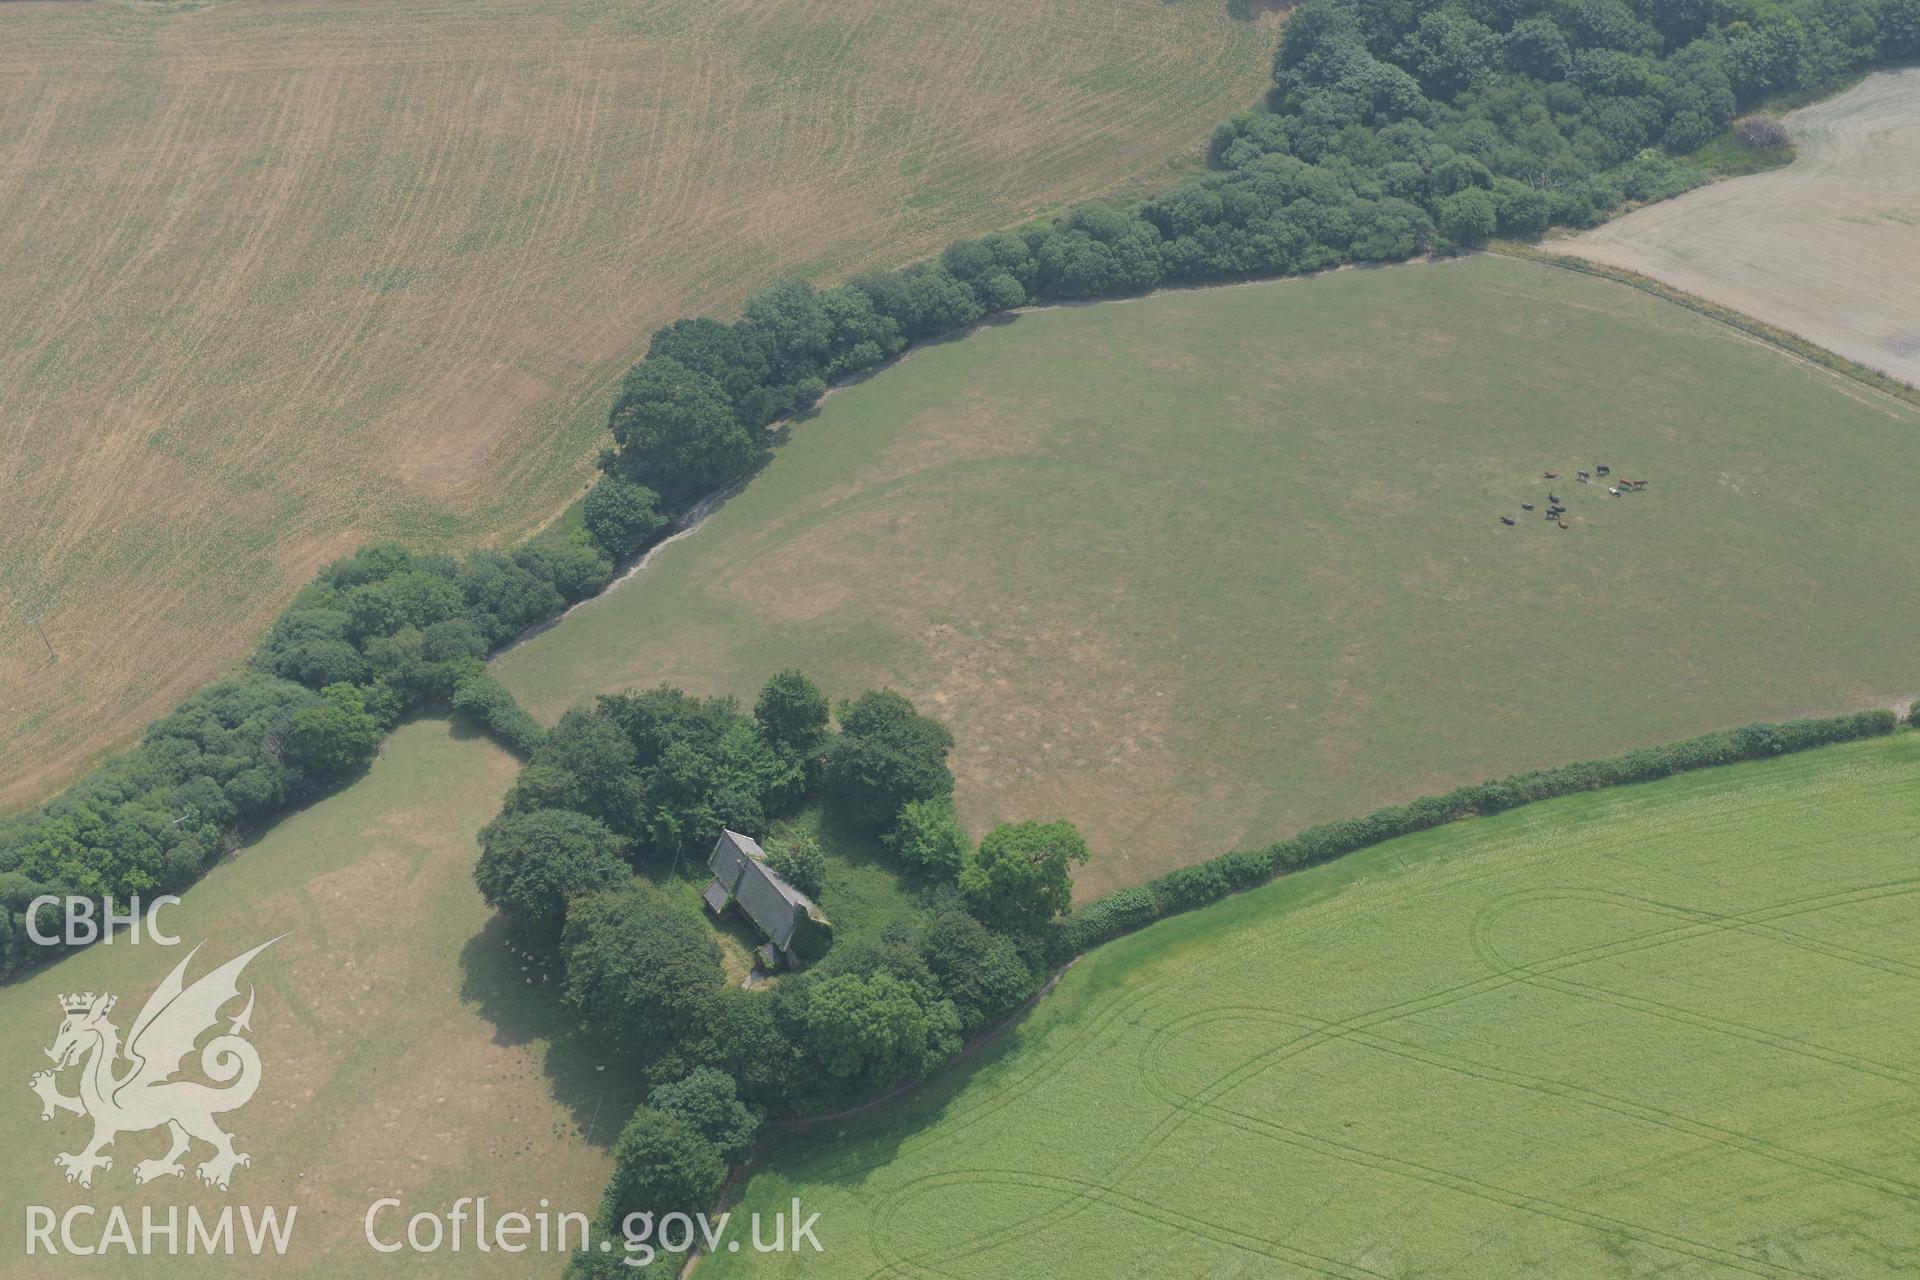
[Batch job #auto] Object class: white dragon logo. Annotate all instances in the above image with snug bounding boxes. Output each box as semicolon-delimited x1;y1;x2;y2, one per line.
27;938;279;1191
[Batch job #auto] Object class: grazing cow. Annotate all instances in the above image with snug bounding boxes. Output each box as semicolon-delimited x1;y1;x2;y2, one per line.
1608;486;1620;496
1544;470;1560;479
1596;465;1610;476
1577;470;1590;482
1628;479;1647;490
1500;516;1516;526
1558;519;1569;529
1522;502;1535;511
1548;492;1560;504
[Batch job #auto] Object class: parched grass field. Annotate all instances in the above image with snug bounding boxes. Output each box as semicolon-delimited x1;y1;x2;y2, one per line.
704;731;1920;1279
494;254;1920;898
1568;68;1920;387
0;0;1277;810
0;721;649;1278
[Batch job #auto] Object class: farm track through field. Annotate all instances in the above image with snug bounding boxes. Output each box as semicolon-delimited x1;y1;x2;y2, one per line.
758;790;1920;1197
863;877;1920;1279
700;738;1920;1279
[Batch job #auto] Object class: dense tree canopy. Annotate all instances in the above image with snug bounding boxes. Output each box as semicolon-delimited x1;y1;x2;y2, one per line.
886;796;972;878
647;1067;763;1159
605;357;763;508
753;669;831;763
285;682;382;779
915;906;1037;1033
598;1105;727;1227
960;820;1090;933
764;835;827;899
583;476;668;561
0;671;355;947
822;690;956;834
562;884;726;1046
475;808;630;947
802;969;963;1090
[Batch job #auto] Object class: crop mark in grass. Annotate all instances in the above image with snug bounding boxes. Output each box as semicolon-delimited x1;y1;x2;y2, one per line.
1001;876;1920;1279
1175;1100;1819;1280
868;1169;1396;1280
1129;877;1920;1150
717;744;1920;1280
1146;1007;1920;1206
818;775;1920;1271
1470;883;1920;983
871;1174;1397;1280
871;1040;1821;1280
1469;881;1920;1089
362;266;420;293
905;187;957;210
2;0;1277;812
802;825;1833;1191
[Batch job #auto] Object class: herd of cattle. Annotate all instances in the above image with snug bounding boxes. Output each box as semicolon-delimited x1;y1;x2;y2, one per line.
1499;465;1649;529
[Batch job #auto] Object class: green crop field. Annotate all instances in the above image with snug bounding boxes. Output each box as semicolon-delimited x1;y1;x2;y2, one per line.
0;721;647;1278
494;254;1920;897
0;0;1275;812
702;731;1920;1279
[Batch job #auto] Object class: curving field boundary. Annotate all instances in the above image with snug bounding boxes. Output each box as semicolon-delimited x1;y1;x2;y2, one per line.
1563;68;1920;390
857;876;1920;1278
696;737;1920;1279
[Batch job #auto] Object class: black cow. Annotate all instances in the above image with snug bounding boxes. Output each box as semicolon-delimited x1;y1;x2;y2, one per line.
1500;516;1516;526
1522;502;1535;511
1596;465;1610;476
1548;492;1560;504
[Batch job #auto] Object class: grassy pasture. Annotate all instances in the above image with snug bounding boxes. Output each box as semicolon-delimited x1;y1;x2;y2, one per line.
0;721;646;1278
495;254;1920;897
704;731;1920;1279
1568;68;1920;387
0;0;1277;810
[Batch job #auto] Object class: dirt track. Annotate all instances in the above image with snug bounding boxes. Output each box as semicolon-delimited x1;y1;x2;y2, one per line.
1566;69;1920;387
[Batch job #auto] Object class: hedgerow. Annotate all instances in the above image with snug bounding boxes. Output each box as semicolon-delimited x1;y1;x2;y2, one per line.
9;0;1917;993
1051;709;1898;961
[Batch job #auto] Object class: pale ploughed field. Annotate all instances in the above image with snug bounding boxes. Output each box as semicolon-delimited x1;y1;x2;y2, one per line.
1568;69;1920;387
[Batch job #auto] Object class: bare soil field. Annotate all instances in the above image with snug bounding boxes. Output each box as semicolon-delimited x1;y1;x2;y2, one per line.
0;0;1276;809
1567;69;1920;387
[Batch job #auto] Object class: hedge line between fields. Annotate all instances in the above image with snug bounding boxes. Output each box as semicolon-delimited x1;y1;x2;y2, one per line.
1501;245;1920;408
9;3;1919;986
1050;708;1902;960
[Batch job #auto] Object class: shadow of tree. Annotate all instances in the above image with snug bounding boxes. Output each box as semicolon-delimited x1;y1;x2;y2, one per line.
733;985;1048;1199
457;915;649;1150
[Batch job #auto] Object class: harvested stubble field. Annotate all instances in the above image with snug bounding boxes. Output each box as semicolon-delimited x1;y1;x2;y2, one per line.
0;0;1276;809
495;254;1920;897
1567;68;1920;388
704;732;1920;1279
0;721;653;1278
